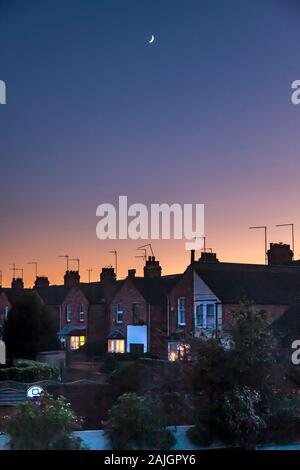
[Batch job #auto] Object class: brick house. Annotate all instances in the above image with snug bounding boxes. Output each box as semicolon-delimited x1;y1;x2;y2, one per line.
107;258;181;357
164;246;300;359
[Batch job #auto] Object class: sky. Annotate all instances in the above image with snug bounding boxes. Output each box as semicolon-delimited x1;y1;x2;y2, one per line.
1;0;300;287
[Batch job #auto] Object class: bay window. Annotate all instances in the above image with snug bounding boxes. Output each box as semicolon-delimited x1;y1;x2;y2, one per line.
195;302;217;329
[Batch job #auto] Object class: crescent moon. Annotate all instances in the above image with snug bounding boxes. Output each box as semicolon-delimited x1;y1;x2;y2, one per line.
149;35;155;44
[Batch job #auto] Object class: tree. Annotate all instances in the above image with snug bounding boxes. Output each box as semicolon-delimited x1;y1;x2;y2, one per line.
5;393;83;449
189;300;279;447
3;292;59;360
105;393;175;450
211;386;266;449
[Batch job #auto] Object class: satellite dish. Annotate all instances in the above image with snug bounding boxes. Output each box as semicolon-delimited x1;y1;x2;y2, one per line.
27;385;44;398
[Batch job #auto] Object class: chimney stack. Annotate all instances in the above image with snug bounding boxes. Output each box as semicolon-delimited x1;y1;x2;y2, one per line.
128;269;136;278
34;276;50;289
190;250;195;264
11;278;24;290
144;256;162;278
267;243;293;265
100;267;116;284
64;270;80;288
199;252;219;263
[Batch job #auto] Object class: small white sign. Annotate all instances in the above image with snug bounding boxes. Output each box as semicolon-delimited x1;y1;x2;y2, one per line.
27;385;44;398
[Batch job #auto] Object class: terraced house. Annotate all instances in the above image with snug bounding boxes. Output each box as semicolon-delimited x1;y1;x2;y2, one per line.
1;243;300;360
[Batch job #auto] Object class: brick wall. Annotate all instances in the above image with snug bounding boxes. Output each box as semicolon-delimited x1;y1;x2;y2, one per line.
168;269;194;335
108;279;147;338
60;287;89;329
88;304;109;344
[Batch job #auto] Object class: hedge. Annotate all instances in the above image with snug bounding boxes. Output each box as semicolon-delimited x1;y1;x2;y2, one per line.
0;359;59;382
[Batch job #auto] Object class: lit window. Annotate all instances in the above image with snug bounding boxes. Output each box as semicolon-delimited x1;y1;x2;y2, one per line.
108;339;125;353
115;304;123;324
168;342;190;361
79;304;84;322
70;335;85;350
66;304;72;323
177;298;186;326
195;302;216;329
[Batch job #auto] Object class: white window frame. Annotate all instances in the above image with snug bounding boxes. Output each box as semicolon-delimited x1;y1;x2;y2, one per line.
66;304;72;323
4;306;9;321
177;297;186;326
79;304;85;322
194;301;217;329
115;303;123;324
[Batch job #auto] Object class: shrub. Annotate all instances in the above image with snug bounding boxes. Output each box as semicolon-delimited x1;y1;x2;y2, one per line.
101;354;119;373
211;386;267;448
5;392;83;450
105;392;175;450
0;359;59;382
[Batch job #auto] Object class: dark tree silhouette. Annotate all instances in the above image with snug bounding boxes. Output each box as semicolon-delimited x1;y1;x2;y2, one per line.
3;292;59;360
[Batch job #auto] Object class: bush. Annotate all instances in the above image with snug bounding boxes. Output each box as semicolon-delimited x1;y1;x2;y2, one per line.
0;359;59;382
5;392;83;449
101;354;119;373
211;386;267;448
105;393;175;450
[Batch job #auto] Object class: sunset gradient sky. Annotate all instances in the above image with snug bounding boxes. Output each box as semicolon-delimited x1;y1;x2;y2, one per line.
1;0;300;287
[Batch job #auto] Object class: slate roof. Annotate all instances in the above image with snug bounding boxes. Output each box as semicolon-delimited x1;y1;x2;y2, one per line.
193;262;300;305
0;287;31;304
129;274;182;304
58;326;86;336
107;330;125;340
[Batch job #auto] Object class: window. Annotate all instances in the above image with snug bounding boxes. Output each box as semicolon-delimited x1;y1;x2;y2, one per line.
132;303;140;325
79;304;84;322
66;304;72;323
4;306;9;321
108;339;125;353
168;342;190;361
115;304;123;324
177;298;186;326
70;335;85;350
195;302;216;329
168;342;178;362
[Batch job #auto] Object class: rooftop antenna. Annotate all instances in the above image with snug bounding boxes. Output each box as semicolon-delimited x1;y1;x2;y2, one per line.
28;261;38;278
70;258;80;272
0;270;2;286
276;223;295;259
109;250;118;278
86;269;93;283
9;263;16;279
58;254;69;271
135;248;147;263
16;268;24;279
137;243;155;258
249;226;267;265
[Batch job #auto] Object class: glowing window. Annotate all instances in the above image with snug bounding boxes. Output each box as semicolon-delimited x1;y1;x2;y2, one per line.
70;335;85;350
108;339;125;353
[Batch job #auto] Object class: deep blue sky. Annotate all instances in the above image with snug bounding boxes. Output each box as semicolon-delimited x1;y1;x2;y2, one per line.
1;0;300;285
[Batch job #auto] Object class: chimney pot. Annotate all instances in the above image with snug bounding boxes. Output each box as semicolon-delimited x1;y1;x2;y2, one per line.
64;270;80;288
11;278;24;290
100;267;116;284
